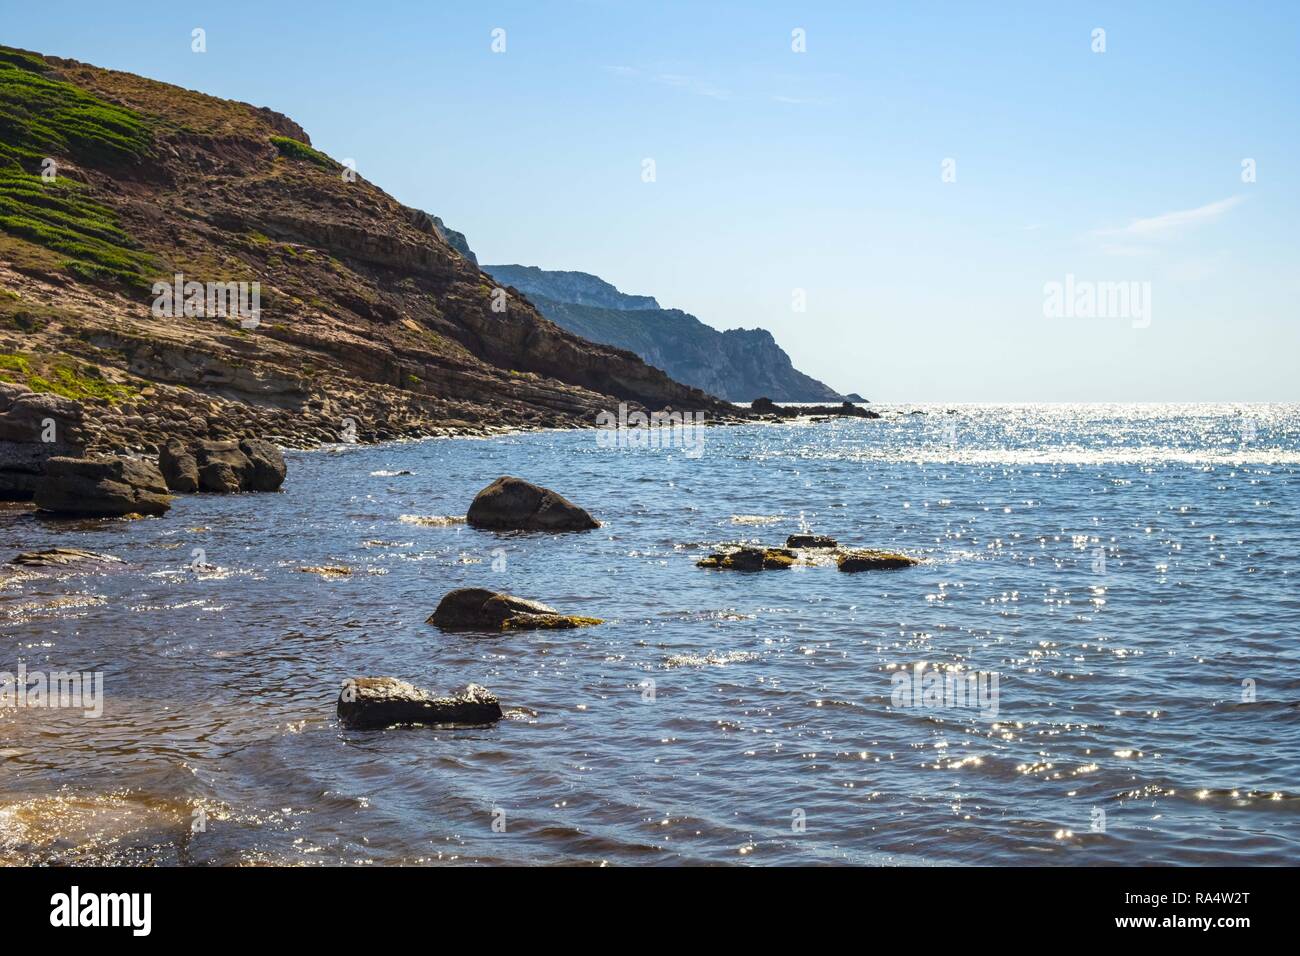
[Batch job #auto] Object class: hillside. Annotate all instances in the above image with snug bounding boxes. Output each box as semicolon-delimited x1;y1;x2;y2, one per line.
484;265;858;403
0;44;732;464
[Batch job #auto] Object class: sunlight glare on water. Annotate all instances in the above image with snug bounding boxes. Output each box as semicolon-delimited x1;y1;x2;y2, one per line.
2;404;1297;865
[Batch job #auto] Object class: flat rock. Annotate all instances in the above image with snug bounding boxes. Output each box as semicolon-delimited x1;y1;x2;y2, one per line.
9;547;123;568
837;549;919;571
787;533;838;549
466;476;597;532
337;678;502;729
697;546;796;571
33;456;171;517
428;587;603;632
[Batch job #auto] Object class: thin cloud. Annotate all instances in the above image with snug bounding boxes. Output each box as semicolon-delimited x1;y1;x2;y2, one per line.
1092;196;1245;239
605;65;730;100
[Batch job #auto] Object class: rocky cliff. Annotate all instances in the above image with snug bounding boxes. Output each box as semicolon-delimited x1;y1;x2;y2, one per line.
484;265;856;403
0;44;732;487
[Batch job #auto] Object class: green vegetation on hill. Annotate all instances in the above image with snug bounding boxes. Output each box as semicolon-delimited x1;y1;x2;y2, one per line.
0;170;155;286
0;48;155;287
0;350;141;403
271;135;337;170
0;50;151;169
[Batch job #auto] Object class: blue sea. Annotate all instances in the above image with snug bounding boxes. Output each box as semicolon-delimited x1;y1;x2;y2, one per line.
2;404;1297;865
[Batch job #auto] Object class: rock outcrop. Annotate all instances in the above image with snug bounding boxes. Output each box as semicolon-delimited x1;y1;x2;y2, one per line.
158;438;286;493
33;456;171;517
787;533;838;549
428;587;603;632
697;542;918;572
337;678;502;729
466;476;598;532
837;550;919;571
697;546;796;571
750;397;880;420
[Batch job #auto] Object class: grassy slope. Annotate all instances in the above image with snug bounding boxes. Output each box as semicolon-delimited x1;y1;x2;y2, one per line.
0;46;155;285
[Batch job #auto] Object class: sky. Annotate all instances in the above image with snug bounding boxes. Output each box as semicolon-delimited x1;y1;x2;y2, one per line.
6;1;1298;401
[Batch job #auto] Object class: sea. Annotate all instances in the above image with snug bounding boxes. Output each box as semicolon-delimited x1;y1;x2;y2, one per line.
1;403;1297;865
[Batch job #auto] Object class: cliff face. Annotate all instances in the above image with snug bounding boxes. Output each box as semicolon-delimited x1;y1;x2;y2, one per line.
486;266;659;311
0;45;730;462
484;265;852;403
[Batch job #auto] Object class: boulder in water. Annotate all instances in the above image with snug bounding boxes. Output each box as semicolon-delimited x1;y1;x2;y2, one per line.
466;476;597;531
33;456;171;517
158;440;200;493
787;533;838;549
428;587;603;632
337;678;502;729
837;549;918;572
159;438;286;493
239;438;287;491
697;546;796;571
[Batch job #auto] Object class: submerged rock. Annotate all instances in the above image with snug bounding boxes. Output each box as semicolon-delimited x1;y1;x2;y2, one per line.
337;677;502;729
9;547;123;568
297;565;352;578
787;533;838;549
837;549;919;571
697;546;796;571
466;476;598;532
34;457;171;517
428;587;603;632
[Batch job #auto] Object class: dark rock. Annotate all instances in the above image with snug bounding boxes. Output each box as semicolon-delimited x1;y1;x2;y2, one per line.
428;587;603;632
160;438;286;493
466;476;598;531
158;439;200;493
787;533;838;549
10;547;123;568
337;678;502;729
0;385;89;500
752;397;881;420
34;456;171;517
0;384;90;446
238;438;287;491
837;549;919;572
697;546;795;571
196;440;253;493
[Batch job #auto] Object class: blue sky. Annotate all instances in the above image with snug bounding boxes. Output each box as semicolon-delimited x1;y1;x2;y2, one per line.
7;1;1298;400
